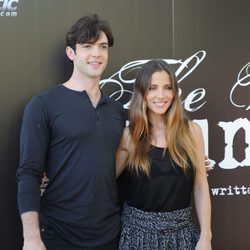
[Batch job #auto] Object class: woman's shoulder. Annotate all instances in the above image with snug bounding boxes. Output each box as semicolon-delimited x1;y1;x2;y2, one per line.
188;120;202;134
188;120;204;145
123;126;130;137
120;126;131;150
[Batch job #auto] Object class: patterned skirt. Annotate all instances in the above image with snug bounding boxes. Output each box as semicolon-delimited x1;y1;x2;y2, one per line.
119;203;199;250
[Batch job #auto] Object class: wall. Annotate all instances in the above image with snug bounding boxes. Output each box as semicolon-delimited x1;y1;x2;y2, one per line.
0;0;249;249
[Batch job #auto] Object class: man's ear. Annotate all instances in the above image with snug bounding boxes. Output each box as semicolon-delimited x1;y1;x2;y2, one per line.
65;46;75;61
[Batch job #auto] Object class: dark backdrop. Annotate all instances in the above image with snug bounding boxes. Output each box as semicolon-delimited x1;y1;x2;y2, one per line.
0;0;249;249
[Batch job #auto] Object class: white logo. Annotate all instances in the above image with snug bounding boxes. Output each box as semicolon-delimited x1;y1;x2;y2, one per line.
230;61;250;111
100;51;207;110
0;0;19;17
101;52;250;171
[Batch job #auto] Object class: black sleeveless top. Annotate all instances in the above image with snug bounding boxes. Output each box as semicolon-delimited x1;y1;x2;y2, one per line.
121;145;194;212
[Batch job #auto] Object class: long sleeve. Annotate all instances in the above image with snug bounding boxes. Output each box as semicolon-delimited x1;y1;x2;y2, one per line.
16;96;50;214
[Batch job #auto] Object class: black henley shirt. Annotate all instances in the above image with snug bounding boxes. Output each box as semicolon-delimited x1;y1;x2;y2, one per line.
16;84;125;247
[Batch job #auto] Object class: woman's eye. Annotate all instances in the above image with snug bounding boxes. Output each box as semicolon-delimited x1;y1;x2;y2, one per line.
149;86;156;90
165;85;172;90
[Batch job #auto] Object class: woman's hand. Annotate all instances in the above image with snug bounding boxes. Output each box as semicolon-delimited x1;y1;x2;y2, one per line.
195;236;212;250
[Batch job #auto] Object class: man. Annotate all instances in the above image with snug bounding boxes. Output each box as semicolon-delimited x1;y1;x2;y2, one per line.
16;14;125;250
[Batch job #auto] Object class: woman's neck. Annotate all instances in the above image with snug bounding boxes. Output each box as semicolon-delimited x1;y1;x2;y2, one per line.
150;120;168;148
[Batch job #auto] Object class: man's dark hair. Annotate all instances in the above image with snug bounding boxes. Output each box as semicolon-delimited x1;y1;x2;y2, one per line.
65;14;114;51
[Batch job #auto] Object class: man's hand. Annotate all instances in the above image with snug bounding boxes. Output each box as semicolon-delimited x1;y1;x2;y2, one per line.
21;212;45;250
23;239;46;250
205;156;215;176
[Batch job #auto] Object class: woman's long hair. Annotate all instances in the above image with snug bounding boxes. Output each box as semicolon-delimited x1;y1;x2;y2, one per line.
127;59;199;176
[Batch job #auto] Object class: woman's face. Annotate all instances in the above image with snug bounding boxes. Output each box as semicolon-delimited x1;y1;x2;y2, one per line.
145;70;174;118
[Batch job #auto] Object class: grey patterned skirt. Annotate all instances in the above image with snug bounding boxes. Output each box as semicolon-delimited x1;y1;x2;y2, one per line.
119;203;199;250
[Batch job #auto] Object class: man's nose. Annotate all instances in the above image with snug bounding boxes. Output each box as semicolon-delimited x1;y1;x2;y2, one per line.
91;46;101;56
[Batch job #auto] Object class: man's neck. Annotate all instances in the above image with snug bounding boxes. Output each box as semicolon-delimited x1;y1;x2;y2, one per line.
64;73;100;92
64;74;101;107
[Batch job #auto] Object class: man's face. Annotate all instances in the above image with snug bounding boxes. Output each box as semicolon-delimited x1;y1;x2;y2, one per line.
71;31;109;79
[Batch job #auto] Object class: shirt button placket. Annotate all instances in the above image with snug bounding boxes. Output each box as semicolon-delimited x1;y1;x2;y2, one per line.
96;109;101;131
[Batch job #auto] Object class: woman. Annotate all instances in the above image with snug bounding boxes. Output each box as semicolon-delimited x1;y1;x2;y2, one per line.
116;59;211;249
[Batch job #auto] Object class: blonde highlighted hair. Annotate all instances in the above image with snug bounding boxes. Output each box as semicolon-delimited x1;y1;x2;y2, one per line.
127;59;198;176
